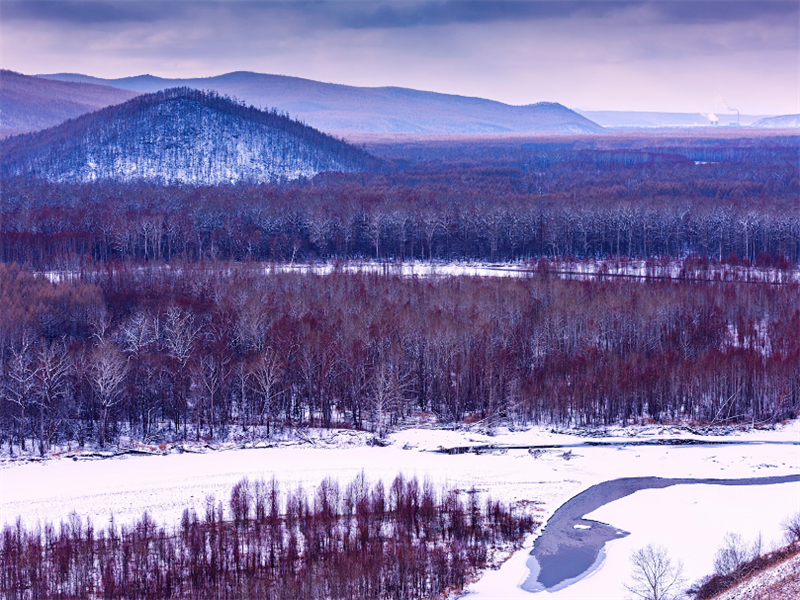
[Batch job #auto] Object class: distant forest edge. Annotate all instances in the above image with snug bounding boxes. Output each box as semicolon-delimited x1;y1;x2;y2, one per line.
1;264;798;455
0;88;378;184
1;131;798;266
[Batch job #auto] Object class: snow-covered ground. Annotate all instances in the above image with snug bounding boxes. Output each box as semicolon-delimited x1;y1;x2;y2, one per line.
42;258;800;285
2;422;798;599
265;259;800;285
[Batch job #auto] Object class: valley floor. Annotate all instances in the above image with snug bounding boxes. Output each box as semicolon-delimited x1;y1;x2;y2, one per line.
2;422;799;599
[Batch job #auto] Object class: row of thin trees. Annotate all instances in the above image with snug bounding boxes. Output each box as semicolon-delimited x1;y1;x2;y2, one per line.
1;473;537;599
2;185;798;266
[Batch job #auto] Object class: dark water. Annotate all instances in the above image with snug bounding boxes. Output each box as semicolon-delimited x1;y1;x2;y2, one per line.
522;474;800;592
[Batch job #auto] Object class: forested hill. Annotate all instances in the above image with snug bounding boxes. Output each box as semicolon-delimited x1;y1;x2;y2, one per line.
0;87;377;184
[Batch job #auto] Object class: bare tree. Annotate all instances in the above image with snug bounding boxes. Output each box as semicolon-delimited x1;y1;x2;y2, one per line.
34;340;71;455
625;544;685;600
369;357;410;437
782;512;800;544
89;341;128;447
5;335;37;452
120;311;157;358
194;351;230;439
248;348;284;436
163;307;202;368
713;532;758;576
163;307;202;436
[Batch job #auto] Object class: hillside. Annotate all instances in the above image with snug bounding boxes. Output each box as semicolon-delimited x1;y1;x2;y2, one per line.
39;71;602;134
0;87;376;184
751;114;800;128
0;70;139;138
708;550;800;600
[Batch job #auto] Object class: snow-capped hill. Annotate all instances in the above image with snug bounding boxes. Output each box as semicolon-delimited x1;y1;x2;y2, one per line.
0;87;376;184
751;114;800;128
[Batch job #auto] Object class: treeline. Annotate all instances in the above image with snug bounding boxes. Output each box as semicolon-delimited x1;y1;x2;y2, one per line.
1;262;797;453
0;473;537;599
363;131;800;169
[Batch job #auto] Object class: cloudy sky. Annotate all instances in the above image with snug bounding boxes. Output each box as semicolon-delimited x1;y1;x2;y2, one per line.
3;1;798;113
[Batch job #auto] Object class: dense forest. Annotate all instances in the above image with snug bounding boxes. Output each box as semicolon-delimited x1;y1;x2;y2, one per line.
1;133;797;267
1;473;537;599
1;132;798;451
1;262;797;454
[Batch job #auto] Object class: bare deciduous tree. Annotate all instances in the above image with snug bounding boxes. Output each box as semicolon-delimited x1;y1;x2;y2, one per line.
5;335;36;452
163;306;202;436
34;340;70;456
369;357;410;437
120;312;157;357
625;544;685;600
90;341;128;447
248;348;284;436
783;512;800;544
713;532;760;576
194;351;231;439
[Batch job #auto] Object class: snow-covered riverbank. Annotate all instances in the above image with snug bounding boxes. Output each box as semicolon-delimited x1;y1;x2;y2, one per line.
2;421;798;598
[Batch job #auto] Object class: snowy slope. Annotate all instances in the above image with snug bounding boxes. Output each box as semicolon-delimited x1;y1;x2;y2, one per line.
751;114;800;128
712;552;800;600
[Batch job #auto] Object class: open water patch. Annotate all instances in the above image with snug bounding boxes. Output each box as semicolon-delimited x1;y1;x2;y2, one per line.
522;474;800;592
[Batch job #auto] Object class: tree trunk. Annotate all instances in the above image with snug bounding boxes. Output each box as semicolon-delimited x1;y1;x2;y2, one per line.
20;405;26;451
39;404;46;457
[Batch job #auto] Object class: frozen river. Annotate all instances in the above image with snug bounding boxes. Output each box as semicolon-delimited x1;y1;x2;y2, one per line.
523;474;800;592
2;423;799;598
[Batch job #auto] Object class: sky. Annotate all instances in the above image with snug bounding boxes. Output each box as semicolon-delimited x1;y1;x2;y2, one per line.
2;0;799;114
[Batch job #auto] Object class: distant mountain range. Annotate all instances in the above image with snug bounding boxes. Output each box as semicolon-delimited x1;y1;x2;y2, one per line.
751;114;800;128
0;70;139;138
0;87;376;185
4;71;793;140
37;71;603;134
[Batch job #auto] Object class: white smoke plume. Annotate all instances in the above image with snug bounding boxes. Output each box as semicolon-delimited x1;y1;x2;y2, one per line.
715;95;738;113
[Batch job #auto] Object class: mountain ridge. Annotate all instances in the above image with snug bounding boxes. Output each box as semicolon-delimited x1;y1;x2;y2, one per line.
37;71;603;134
0;70;139;138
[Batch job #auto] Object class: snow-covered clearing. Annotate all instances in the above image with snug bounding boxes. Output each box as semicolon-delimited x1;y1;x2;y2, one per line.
266;259;799;285
42;258;800;285
2;422;798;599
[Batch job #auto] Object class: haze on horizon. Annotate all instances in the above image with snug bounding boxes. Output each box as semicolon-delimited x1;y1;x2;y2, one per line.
2;0;798;115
